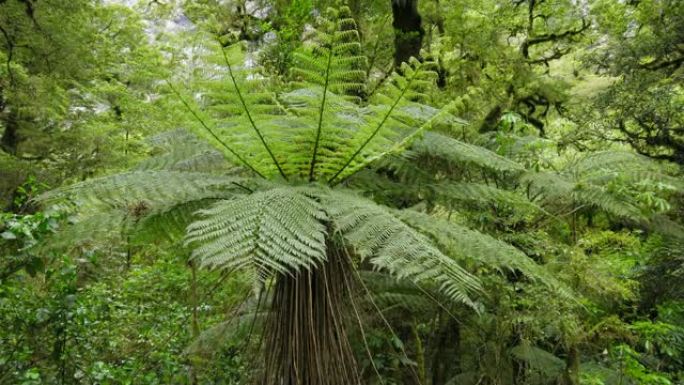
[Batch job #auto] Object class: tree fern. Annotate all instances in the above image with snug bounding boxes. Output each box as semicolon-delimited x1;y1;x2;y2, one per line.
38;7;585;384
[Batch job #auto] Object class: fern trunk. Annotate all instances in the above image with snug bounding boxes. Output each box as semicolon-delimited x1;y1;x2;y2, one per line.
431;312;460;385
563;344;580;385
262;246;359;385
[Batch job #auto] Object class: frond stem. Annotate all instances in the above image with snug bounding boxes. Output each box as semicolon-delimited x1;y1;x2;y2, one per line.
327;66;420;185
231;181;253;193
218;44;289;181
332;100;458;186
165;80;265;178
308;47;334;182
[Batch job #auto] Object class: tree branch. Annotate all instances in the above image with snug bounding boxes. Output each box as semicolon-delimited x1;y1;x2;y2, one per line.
521;18;590;59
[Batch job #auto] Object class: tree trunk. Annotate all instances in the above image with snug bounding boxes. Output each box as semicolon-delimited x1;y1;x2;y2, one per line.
563;344;580;385
1;109;19;155
263;246;359;385
391;0;424;66
431;313;460;385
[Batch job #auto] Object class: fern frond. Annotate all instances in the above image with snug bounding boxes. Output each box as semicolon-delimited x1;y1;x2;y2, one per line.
570;151;658;176
371;58;439;105
396;209;562;290
56;200;206;247
293;6;366;180
574;184;645;221
40;171;243;211
510;343;566;377
293;6;367;98
40;208;129;249
131;200;208;243
136;129;231;172
406;132;526;173
186;187;328;280
521;150;673;222
431;182;541;212
39;171;248;246
327;58;444;184
218;44;289;180
571;151;683;189
359;271;438;314
165;80;267;178
321;189;481;306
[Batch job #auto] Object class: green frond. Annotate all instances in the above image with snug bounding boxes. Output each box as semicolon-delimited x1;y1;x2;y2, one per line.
39;171;247;246
570;150;658;176
293;6;366;98
131;200;208;243
186;187;328;280
40;171;243;211
492;133;555;160
347;170;540;215
521;149;673;222
395;209;562;289
431;182;541;212
53;200;206;247
179;40;289;179
574;184;645;221
40;208;129;249
570;151;683;189
521;171;574;197
371;58;438;104
359;271;438;315
136;129;231;172
510;343;566;378
185;293;267;358
652;215;684;241
375;154;434;184
324;58;447;182
322;189;481;306
406;132;526;174
291;6;367;180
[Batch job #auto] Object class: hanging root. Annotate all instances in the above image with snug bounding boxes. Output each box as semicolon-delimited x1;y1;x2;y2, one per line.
262;246;359;385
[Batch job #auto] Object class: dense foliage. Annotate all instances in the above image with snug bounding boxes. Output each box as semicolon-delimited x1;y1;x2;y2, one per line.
1;0;683;384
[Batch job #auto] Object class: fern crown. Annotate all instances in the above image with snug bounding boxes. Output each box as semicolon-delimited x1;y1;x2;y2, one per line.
41;6;590;308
